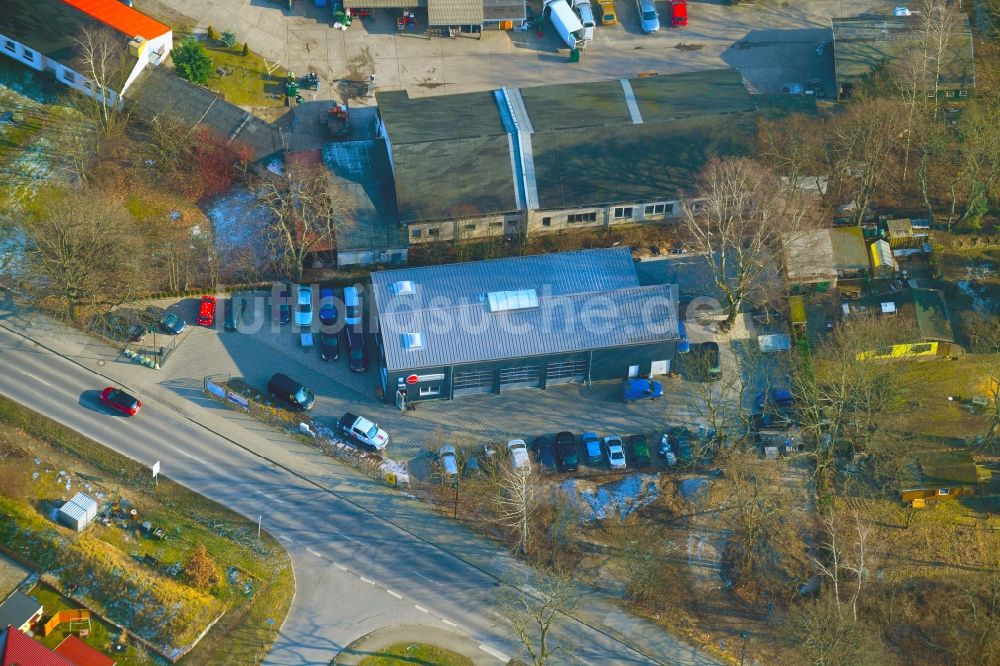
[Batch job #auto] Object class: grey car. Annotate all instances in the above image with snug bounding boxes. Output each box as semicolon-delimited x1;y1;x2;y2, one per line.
636;0;659;33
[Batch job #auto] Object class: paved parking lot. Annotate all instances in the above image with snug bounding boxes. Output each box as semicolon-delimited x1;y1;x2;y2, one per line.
146;255;755;462
138;0;889;102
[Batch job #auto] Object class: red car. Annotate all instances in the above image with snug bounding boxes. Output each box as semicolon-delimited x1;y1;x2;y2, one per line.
100;387;141;416
671;0;687;26
196;295;217;327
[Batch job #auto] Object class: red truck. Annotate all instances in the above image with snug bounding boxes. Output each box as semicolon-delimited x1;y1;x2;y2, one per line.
196;295;217;327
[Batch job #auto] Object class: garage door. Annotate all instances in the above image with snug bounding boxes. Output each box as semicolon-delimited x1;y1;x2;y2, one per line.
545;359;588;385
453;369;494;396
499;365;541;390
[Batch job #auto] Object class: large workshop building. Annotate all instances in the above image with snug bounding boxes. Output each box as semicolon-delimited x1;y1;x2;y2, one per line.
371;247;679;402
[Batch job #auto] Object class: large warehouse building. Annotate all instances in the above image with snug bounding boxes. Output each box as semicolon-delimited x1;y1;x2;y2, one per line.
371;247;679;403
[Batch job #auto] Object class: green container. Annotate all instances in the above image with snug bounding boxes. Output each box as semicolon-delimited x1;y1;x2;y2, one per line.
569;48;580;63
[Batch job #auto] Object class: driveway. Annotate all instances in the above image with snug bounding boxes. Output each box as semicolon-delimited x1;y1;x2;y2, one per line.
136;0;888;101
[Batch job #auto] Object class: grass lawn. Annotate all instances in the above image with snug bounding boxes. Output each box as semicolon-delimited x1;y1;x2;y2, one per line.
174;34;288;108
0;395;293;664
357;643;475;666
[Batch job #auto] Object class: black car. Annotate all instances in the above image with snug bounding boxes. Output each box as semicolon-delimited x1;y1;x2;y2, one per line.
532;436;557;473
277;287;291;325
627;434;651;466
669;426;694;464
345;328;368;372
319;331;340;361
554;431;578;472
160;312;186;335
694;341;721;381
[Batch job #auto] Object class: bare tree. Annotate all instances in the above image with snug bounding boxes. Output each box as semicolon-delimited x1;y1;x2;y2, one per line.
606;515;678;607
828;98;900;227
254;161;354;282
496;463;537;555
811;508;877;623
788;593;890;666
680;157;813;330
495;570;577;666
19;188;143;320
71;26;135;137
725;450;782;582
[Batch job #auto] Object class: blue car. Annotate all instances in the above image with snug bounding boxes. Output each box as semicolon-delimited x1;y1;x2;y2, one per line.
622;378;663;403
678;320;690;353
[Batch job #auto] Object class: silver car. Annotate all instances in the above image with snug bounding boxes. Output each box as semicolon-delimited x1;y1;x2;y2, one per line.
636;0;659;33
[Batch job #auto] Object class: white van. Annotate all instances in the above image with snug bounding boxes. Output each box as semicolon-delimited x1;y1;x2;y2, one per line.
545;0;586;49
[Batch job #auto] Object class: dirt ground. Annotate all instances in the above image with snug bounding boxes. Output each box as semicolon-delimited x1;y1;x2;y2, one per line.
0;552;31;599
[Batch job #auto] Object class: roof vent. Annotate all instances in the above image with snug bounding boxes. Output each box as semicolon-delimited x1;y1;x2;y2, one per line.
486;289;539;313
401;332;423;350
391;280;415;296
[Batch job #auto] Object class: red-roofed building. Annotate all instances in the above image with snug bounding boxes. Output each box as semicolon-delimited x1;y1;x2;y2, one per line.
0;625;76;666
0;0;173;103
54;634;116;666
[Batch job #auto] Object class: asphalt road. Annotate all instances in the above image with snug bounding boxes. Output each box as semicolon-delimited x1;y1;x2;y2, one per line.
0;324;720;665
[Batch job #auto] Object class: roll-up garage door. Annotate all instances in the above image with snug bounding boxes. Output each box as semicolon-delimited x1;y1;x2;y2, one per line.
453;369;494;396
545;359;588;385
499;365;541;390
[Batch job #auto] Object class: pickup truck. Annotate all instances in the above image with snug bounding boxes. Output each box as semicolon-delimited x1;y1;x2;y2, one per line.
336;412;389;450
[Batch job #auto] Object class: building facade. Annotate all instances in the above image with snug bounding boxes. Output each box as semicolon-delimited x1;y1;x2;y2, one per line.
370;247;679;403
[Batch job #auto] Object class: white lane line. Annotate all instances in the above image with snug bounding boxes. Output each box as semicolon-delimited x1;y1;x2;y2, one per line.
411;570;443;586
359;576;375;585
20;371;51;387
414;605;429;614
441;619;457;627
279;535;291;542
174;448;209;466
305;547;321;558
386;589;402;599
333;562;347;571
479;644;512;662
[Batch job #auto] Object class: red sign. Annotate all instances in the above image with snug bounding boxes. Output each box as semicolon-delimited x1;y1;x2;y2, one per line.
405;374;419;385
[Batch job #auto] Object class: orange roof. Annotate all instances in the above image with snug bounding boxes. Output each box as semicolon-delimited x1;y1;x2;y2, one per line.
60;0;171;39
53;635;116;666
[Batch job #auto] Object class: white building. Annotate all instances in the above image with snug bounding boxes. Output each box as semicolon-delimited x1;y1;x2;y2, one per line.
0;0;173;104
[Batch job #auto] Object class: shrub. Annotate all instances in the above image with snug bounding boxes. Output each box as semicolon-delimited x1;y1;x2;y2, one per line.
242;42;250;56
185;543;220;589
207;25;219;41
221;30;237;48
173;38;213;85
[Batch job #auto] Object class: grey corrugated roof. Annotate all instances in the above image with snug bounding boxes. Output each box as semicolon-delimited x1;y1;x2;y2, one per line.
130;69;284;162
379;285;676;370
372;246;637;308
372;248;678;371
428;0;484;25
832;16;974;89
483;0;526;20
377;89;506;144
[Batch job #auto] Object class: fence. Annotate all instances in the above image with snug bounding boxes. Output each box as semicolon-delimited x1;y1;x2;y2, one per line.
41;609;91;636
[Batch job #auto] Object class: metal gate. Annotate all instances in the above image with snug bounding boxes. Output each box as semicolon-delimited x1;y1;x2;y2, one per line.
499;365;541;390
545;359;588;385
453;369;494;396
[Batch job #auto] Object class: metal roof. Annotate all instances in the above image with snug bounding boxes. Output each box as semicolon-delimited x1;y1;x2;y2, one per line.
428;0;484;25
0;592;42;631
830;227;869;270
483;0;526;20
372;246;638;307
0;0;136;67
832;15;975;90
783;229;836;283
68;492;97;513
62;0;171;39
0;625;76;666
372;248;678;371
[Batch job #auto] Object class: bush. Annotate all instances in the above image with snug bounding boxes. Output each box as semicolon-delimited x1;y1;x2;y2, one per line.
207;25;219;41
221;30;237;48
173;38;214;85
242;42;250;56
185;543;221;589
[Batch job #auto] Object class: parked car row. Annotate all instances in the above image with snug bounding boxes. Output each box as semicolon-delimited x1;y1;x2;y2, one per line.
276;284;369;372
492;431;656;474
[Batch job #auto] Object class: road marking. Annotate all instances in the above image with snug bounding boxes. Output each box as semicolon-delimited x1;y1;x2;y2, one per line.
441;619;457;627
305;547;321;558
386;589;402;599
333;562;347;571
20;372;51;387
279;535;291;542
412;570;443;586
414;605;429;614
479;644;512;662
359;576;375;584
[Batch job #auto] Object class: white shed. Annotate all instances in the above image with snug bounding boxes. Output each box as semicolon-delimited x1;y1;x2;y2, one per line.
58;492;98;532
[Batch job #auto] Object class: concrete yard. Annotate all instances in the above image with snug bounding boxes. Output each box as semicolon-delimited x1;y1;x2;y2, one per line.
135;0;890;102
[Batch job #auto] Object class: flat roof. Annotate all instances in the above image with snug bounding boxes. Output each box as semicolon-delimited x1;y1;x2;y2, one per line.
0;592;42;630
783;229;836;283
919;449;978;486
832;15;974;89
830;227;869;270
372;247;678;371
518;79;631;132
377;89;506;144
0;0;111;64
483;0;526;20
428;0;484;25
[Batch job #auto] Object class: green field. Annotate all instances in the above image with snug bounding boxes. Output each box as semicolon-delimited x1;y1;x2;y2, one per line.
357;643;475;666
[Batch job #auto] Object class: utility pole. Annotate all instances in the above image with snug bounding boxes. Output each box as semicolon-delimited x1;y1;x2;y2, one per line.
258;515;262;540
